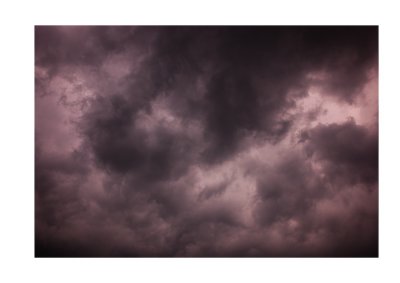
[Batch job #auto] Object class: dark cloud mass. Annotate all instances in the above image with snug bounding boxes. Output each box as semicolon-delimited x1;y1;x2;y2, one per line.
35;26;378;257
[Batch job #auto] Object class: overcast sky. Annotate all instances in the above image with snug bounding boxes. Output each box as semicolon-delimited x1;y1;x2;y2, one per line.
35;26;378;257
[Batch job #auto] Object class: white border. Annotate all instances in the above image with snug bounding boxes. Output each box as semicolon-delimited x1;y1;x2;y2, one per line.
1;1;399;282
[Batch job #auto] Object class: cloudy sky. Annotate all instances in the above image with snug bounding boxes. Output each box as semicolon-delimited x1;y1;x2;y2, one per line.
35;26;378;257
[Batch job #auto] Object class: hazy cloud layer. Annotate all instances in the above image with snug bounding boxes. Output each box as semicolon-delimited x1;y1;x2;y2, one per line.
35;26;378;257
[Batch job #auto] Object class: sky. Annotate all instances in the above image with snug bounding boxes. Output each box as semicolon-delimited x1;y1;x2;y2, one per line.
35;26;378;257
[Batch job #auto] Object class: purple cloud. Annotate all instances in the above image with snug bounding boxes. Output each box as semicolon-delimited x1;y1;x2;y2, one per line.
35;26;378;257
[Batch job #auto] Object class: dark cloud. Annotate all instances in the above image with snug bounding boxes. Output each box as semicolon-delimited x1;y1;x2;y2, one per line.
197;181;228;201
251;150;377;257
304;120;378;185
35;26;143;70
35;26;378;257
36;26;377;163
253;154;325;226
302;26;378;102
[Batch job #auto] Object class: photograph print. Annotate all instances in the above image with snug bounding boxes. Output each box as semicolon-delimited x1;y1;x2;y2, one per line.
35;26;378;257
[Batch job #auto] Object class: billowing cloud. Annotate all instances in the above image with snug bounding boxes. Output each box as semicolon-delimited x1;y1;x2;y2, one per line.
35;26;378;257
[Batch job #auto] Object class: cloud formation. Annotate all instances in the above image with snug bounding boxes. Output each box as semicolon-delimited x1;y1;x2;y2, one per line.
35;26;378;257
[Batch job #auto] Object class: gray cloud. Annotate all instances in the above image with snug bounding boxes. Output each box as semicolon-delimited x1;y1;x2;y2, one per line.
35;26;378;257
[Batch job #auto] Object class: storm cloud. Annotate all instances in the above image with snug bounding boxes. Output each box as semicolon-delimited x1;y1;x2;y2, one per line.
35;26;378;257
